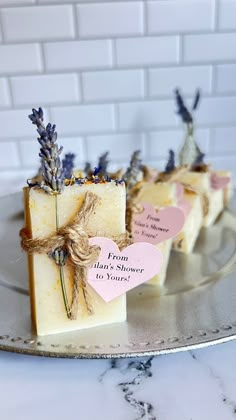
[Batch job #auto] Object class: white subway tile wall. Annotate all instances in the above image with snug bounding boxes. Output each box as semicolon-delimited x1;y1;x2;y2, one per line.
77;2;144;38
0;0;235;182
1;5;75;42
147;1;214;34
44;40;112;70
82;69;144;101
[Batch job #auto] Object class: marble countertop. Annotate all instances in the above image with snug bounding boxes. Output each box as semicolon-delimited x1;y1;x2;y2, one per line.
1;342;236;420
1;177;236;420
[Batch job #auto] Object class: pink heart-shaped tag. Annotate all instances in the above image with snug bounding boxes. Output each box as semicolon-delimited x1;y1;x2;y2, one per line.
132;203;185;245
211;173;230;190
87;237;163;302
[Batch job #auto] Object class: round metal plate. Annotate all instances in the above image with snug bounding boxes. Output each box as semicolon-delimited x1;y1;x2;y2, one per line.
0;192;236;359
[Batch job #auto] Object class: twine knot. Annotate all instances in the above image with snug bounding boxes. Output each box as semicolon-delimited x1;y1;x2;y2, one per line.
20;191;130;320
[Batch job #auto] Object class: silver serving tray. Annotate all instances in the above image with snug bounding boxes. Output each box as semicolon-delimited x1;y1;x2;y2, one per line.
0;192;236;359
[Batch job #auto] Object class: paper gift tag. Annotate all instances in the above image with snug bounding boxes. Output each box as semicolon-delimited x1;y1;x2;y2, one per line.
132;202;185;245
211;173;230;190
88;237;163;302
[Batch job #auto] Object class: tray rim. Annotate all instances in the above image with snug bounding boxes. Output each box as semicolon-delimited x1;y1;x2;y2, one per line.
1;191;236;359
1;329;236;359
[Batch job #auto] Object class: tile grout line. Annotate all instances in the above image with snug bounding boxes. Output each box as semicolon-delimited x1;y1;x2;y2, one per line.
142;0;147;35
72;3;79;39
0;8;5;44
39;42;46;74
113;103;119;131
6;76;14;108
3;30;236;47
2;60;234;79
214;0;219;31
111;39;116;68
2;92;236;111
78;71;84;104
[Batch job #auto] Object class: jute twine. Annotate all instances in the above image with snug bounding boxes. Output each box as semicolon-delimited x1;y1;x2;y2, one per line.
20;191;131;320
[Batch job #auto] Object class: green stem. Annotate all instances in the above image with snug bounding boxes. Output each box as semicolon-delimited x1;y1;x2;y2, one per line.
55;195;71;319
59;265;71;319
55;193;59;231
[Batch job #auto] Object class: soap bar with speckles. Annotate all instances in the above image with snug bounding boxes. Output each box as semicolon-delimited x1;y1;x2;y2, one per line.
176;171;224;228
23;181;127;336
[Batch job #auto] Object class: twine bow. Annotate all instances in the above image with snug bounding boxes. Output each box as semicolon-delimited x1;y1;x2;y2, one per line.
20;192;130;320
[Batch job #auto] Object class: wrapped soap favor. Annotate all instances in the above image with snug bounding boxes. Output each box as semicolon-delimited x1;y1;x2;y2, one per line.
157;150;203;254
124;151;185;287
20;108;128;336
174;89;231;228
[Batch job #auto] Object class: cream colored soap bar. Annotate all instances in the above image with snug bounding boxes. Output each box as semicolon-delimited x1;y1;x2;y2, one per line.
216;170;233;207
176;171;224;228
172;190;203;254
132;182;177;287
24;181;127;336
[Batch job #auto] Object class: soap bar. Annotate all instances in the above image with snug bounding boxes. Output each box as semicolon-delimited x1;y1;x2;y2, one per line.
216;170;233;207
131;182;177;287
24;181;127;336
176;171;224;228
172;190;203;254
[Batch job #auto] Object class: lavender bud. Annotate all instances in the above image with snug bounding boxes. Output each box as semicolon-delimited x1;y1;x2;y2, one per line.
28;107;65;194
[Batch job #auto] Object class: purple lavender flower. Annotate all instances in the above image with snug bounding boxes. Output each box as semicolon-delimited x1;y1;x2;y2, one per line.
84;161;91;176
93;166;101;177
193;151;205;166
175;89;201;125
97;151;109;177
123;150;142;190
165;150;176;173
28;107;64;194
62;153;75;180
175;89;193;124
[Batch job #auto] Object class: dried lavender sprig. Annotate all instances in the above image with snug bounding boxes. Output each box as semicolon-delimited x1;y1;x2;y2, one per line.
193;151;205;166
62;153;75;180
175;88;201;125
98;151;109;177
165;150;176;173
192;89;201;111
175;89;193;124
84;161;91;176
28;107;64;194
93;166;101;176
123;150;142;190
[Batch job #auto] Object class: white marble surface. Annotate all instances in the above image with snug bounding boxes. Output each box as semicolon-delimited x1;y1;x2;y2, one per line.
0;342;236;420
1;180;236;420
